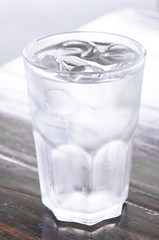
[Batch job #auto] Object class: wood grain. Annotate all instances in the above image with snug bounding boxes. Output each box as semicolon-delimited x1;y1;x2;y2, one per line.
0;113;36;168
0;157;159;240
0;111;159;169
0;113;159;239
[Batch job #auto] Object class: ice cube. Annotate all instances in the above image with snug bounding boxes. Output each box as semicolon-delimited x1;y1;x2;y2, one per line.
34;39;139;78
37;54;58;69
44;88;78;116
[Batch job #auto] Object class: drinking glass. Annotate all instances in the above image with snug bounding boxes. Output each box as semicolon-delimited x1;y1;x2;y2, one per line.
23;32;146;225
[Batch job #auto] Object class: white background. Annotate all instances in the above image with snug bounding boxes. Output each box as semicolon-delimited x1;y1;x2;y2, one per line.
0;0;158;65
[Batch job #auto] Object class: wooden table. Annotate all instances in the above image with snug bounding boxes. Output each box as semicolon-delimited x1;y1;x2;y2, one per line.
0;70;159;240
0;108;159;240
0;9;159;240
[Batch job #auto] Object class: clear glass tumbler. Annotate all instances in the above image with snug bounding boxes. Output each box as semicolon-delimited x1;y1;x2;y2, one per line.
23;32;146;225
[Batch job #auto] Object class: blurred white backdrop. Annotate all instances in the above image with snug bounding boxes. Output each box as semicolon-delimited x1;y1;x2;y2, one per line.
0;0;158;65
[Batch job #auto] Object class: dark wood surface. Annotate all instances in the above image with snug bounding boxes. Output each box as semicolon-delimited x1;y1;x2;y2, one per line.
0;113;159;240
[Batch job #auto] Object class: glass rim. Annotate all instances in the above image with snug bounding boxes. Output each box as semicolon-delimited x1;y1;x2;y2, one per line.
23;31;146;76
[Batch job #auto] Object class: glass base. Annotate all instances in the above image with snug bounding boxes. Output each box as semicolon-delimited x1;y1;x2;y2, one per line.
43;198;123;226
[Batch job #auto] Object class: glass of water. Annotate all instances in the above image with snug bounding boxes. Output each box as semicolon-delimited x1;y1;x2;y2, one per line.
23;32;146;225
